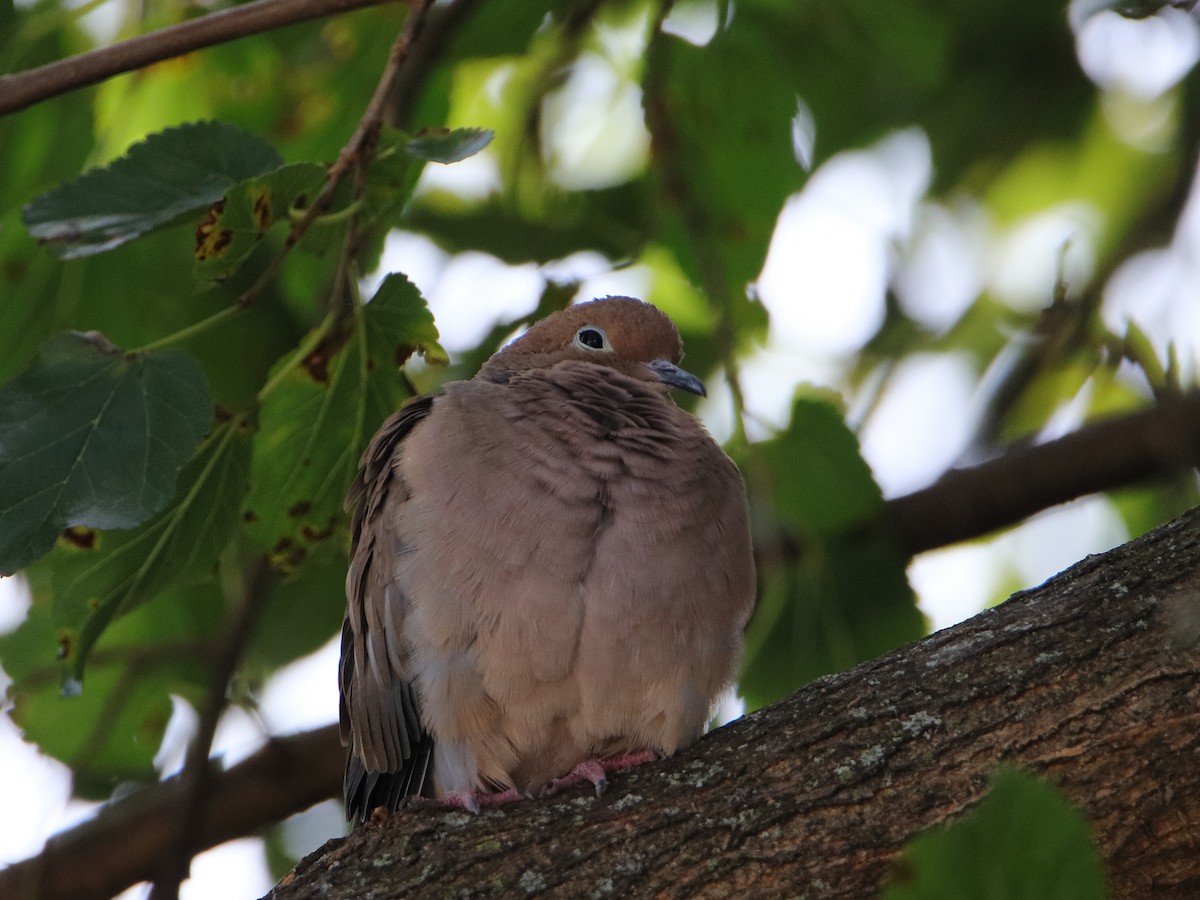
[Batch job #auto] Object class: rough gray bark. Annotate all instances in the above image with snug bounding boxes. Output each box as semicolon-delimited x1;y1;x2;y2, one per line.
266;506;1200;898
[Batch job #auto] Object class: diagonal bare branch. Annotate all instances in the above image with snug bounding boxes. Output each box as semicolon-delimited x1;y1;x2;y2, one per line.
885;393;1200;556
0;726;343;900
149;562;272;900
0;0;409;118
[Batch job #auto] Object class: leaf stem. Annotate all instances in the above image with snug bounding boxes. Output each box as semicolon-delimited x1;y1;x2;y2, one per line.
130;304;246;354
255;310;338;403
292;197;365;226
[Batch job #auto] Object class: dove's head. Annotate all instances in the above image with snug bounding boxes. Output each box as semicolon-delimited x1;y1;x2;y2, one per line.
480;296;706;397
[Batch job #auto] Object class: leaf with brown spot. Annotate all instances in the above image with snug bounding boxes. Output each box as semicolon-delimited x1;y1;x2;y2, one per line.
50;422;250;679
301;520;335;543
0;332;211;574
22;121;282;259
250;187;273;231
366;274;448;367
194;199;228;260
244;276;443;569
61;527;96;550
192;162;325;285
299;324;353;385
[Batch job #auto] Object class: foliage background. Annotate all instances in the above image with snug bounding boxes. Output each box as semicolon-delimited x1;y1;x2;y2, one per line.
0;0;1198;895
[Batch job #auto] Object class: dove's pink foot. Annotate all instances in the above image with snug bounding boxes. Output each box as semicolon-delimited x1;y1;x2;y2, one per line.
410;787;526;815
444;787;527;814
546;749;660;798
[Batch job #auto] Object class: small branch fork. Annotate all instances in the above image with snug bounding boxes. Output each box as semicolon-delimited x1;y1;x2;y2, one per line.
235;0;434;310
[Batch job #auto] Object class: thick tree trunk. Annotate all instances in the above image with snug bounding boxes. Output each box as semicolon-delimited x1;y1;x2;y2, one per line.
266;506;1200;898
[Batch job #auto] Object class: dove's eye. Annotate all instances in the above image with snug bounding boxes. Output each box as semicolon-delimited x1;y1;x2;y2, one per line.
573;326;611;352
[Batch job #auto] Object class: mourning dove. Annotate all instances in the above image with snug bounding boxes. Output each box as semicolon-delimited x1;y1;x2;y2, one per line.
340;296;756;821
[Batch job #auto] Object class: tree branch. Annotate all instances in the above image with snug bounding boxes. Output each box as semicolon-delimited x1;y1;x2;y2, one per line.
885;392;1200;556
263;504;1200;897
0;726;344;900
383;0;487;129
0;0;407;118
235;0;433;309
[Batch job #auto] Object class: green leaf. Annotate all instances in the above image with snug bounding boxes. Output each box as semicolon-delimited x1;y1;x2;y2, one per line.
405;127;495;164
739;393;923;706
365;272;449;366
762;393;885;534
648;8;806;303
244;324;365;571
0;331;212;575
244;274;443;569
193;162;327;285
23;121;283;258
246;542;347;677
885;767;1107;899
740;528;923;708
360;127;496;234
50;421;251;681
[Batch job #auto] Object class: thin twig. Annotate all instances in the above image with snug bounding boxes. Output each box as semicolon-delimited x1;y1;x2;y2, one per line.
143;8;430;890
384;0;487;127
325;0;485;318
255;311;338;403
137;9;433;892
148;560;271;900
643;3;749;447
0;0;408;117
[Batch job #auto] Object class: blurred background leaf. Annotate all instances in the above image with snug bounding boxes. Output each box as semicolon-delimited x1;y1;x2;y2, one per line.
741;394;924;707
884;767;1108;900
